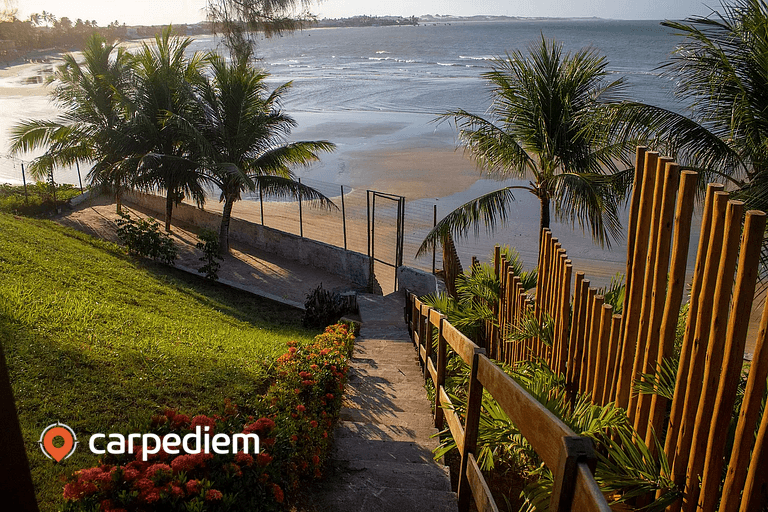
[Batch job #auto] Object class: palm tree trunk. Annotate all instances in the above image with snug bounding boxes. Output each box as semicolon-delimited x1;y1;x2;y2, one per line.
219;197;234;256
539;195;551;250
165;193;173;232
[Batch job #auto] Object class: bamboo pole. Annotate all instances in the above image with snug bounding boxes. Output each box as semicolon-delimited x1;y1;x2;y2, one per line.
584;291;603;398
579;287;598;395
633;160;680;439
628;155;672;422
504;268;514;364
683;200;745;512
668;191;730;511
615;151;659;409
537;230;552;319
663;183;725;469
698;211;766;512
601;315;623;405
591;304;614;405
645;170;698;451
555;260;572;376
739;407;768;512
722;280;768;512
621;146;648;335
566;272;585;384
570;278;590;397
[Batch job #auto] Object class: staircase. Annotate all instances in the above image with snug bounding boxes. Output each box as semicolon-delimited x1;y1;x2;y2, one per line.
315;293;458;512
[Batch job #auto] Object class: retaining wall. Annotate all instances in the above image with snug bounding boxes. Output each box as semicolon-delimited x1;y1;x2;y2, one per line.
125;192;371;288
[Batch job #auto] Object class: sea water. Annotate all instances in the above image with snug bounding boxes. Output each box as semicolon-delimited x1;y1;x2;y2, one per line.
0;20;687;279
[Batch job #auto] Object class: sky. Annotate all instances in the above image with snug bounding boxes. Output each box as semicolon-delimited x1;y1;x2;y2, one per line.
10;0;715;27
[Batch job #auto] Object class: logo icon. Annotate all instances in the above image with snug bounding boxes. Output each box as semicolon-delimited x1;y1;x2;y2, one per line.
39;422;78;462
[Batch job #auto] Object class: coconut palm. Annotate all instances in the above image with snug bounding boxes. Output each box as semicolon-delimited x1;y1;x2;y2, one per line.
186;51;335;254
8;33;134;212
606;0;768;203
418;36;634;259
128;26;210;231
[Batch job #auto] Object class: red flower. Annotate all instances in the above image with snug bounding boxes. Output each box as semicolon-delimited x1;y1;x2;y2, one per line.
310;420;319;428
145;463;172;479
139;489;161;503
272;483;285;503
172;413;190;428
296;404;306;413
185;479;201;494
205;489;223;501
190;414;216;431
313;455;320;466
170;485;184;497
133;478;154;491
243;417;275;435
257;452;273;466
235;452;254;466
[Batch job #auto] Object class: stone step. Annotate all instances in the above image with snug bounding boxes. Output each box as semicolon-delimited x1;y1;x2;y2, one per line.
335;420;440;445
349;362;424;379
316;485;458;512
332;437;437;464
344;381;434;402
326;458;453;492
342;393;434;415
339;408;437;429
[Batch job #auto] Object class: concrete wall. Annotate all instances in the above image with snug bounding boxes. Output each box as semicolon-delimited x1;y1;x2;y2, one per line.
125;192;371;288
397;265;443;297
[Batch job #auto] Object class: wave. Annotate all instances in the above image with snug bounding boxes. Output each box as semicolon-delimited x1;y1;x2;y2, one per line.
375;50;389;54
459;55;495;61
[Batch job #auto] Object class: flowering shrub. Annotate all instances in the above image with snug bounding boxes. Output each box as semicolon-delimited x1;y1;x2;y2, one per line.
62;323;355;512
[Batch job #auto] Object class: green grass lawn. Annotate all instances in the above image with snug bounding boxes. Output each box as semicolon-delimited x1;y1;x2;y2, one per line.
0;213;317;511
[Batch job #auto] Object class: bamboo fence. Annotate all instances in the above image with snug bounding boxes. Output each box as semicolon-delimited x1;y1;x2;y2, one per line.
409;147;768;511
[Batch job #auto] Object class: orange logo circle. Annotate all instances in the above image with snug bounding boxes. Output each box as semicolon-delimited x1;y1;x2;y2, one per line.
39;422;77;462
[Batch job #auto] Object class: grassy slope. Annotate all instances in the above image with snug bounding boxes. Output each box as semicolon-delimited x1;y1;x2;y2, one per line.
0;213;316;511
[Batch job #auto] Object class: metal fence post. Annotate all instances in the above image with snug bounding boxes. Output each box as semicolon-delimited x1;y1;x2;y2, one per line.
20;162;28;205
76;162;84;193
259;187;264;225
432;203;437;274
341;184;347;250
298;177;304;238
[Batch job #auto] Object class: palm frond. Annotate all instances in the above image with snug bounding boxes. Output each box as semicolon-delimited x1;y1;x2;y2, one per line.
416;186;529;258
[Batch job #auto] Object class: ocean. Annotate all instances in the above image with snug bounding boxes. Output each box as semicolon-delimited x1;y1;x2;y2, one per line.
0;20;688;282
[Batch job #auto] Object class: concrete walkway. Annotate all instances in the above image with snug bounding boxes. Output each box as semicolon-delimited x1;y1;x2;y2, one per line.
316;293;457;512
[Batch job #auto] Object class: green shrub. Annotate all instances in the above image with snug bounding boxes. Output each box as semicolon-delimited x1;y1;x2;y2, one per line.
196;229;222;280
115;212;177;265
302;284;355;328
0;183;82;216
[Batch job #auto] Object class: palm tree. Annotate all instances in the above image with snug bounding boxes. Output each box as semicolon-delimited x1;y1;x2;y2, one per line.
128;26;209;231
9;33;134;212
606;0;768;203
418;36;634;260
188;51;336;254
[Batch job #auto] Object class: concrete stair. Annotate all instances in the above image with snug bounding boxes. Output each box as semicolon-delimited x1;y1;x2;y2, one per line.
314;293;458;512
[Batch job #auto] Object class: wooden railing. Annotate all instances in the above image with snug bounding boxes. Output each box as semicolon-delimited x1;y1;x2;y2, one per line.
424;147;768;511
406;293;611;512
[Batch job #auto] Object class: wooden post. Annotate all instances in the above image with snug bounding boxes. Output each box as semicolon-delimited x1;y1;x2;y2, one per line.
579;288;598;395
615;151;659;409
434;317;448;429
591;304;614;405
633;159;680;438
663;183;724;468
584;293;604;400
601;315;623;405
341;185;348;250
555;261;572;376
457;349;485;511
739;399;768;512
646;170;698;451
621;147;647;331
566;273;586;385
669;191;730;510
549;436;598;512
697;211;766;512
569;278;590;398
719;283;768;511
684;199;744;512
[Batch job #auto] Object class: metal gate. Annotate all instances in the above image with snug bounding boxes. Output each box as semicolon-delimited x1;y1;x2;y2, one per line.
367;190;405;294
